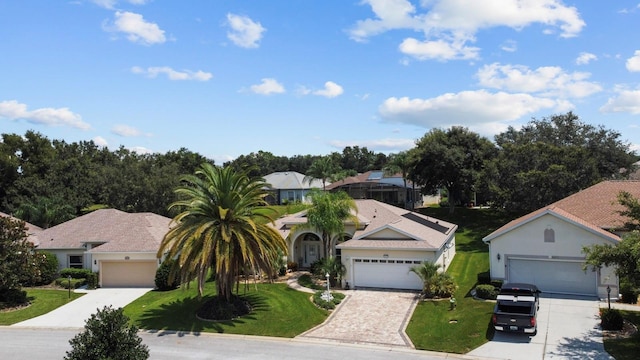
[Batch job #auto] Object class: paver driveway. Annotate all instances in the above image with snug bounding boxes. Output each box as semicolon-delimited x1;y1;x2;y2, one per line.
298;289;419;347
12;287;152;328
467;294;613;360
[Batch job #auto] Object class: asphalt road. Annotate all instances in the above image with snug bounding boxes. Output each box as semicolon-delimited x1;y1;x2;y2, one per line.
0;328;466;360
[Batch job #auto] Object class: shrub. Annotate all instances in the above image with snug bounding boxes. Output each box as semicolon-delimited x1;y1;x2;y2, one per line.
35;251;59;285
155;259;179;291
600;308;624;330
475;284;498;300
56;277;85;289
477;272;491;285
85;272;98;290
619;280;638;304
312;291;345;310
298;274;324;291
429;273;457;298
65;306;149;360
0;288;28;307
60;268;92;279
309;259;324;276
287;262;298;272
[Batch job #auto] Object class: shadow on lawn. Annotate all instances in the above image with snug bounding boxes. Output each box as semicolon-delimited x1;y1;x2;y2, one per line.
136;292;267;336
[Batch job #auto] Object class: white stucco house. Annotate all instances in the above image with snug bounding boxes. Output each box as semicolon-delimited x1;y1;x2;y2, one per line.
263;171;326;205
272;199;457;290
483;180;640;299
35;209;171;288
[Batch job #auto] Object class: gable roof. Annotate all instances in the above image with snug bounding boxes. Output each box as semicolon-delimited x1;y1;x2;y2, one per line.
483;180;640;243
272;199;457;251
37;208;171;253
263;171;325;190
0;211;43;246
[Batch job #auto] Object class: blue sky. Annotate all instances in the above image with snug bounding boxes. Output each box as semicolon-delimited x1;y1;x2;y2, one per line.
2;1;640;164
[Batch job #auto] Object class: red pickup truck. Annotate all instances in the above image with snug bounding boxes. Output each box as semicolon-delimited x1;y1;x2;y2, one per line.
492;283;540;335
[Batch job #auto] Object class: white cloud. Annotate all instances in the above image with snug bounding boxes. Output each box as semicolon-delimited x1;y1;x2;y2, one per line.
0;100;90;130
500;40;517;52
93;136;109;147
626;50;640;72
576;52;597;65
226;13;266;48
250;78;285;95
329;138;416;152
112;124;150;137
350;0;584;61
91;0;149;9
378;90;564;129
313;81;344;98
600;88;640;114
129;146;153;154
476;63;602;98
131;66;212;81
106;11;166;45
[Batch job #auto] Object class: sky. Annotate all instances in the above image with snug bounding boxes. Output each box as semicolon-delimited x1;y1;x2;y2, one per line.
2;1;640;164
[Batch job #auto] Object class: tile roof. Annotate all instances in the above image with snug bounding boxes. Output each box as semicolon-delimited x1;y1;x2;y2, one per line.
0;211;43;246
325;170;418;190
484;180;640;242
37;209;172;253
272;199;457;251
263;171;325;190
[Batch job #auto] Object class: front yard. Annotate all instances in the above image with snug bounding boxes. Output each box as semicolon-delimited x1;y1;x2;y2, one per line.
0;289;84;325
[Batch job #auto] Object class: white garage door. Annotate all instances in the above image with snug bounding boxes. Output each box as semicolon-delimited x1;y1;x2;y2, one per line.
352;259;424;290
101;261;157;288
508;259;597;296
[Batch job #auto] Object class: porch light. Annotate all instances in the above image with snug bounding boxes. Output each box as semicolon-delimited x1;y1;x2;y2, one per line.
496;253;501;261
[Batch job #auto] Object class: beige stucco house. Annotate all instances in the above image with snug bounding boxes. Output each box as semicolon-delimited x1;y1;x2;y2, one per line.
36;209;171;288
272;199;457;290
483;180;640;299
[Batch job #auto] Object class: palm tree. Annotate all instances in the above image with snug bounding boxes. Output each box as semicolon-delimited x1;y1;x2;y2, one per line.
295;190;358;259
304;157;340;190
15;196;75;228
383;151;413;209
409;262;441;297
157;164;288;302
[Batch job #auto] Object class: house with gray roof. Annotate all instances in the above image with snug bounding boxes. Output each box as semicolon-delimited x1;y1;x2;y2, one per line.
36;208;171;287
263;171;325;205
483;180;640;299
272;199;457;290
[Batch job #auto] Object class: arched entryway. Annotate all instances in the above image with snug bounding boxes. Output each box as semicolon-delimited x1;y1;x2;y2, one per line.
292;232;322;269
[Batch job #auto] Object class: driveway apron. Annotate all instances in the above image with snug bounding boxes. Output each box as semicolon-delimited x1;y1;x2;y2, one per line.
298;289;419;348
467;294;613;360
11;288;152;329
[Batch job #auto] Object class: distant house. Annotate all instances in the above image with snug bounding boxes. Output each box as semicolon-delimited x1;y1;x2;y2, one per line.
36;209;171;288
483;180;640;299
263;171;325;205
325;170;423;209
272;199;457;290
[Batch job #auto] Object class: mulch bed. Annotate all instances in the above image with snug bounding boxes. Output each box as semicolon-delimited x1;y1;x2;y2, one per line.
603;320;638;340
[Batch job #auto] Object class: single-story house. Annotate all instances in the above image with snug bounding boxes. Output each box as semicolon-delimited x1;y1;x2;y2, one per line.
36;209;171;288
483;180;640;299
263;171;326;205
0;211;42;246
272;199;457;290
325;170;423;209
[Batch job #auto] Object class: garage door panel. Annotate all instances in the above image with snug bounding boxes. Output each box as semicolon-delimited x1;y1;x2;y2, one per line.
353;259;423;290
101;261;156;288
508;259;596;295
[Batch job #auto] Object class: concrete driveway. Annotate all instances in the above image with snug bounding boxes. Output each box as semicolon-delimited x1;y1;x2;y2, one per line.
467;294;613;360
297;289;419;347
11;287;152;329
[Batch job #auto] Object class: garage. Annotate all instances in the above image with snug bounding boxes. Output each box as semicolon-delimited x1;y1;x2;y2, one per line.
101;261;157;287
508;258;597;296
352;258;424;290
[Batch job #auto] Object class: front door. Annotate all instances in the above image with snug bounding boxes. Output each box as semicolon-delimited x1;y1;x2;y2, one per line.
304;243;319;267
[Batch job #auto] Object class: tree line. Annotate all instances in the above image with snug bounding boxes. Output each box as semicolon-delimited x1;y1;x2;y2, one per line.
0;112;636;228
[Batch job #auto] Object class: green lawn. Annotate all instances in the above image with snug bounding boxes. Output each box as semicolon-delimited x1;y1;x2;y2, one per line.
406;207;517;353
123;281;328;337
604;310;640;360
0;289;84;325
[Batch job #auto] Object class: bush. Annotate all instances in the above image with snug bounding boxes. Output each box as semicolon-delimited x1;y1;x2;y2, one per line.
0;288;28;307
85;272;98;290
600;308;624;330
155;259;179;291
60;268;92;279
619;280;638;304
475;284;498;300
56;277;85;289
287;262;298;272
35;251;59;285
312;291;345;310
477;272;491;285
309;259;324;276
65;306;149;360
429;273;457;298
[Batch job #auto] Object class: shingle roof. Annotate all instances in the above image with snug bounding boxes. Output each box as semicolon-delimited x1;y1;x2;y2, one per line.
0;211;43;246
37;209;172;253
263;171;325;190
272;199;457;251
483;180;640;243
325;170;419;190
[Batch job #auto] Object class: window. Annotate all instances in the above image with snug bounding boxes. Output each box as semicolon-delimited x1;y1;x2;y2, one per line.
544;227;555;243
69;255;83;269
